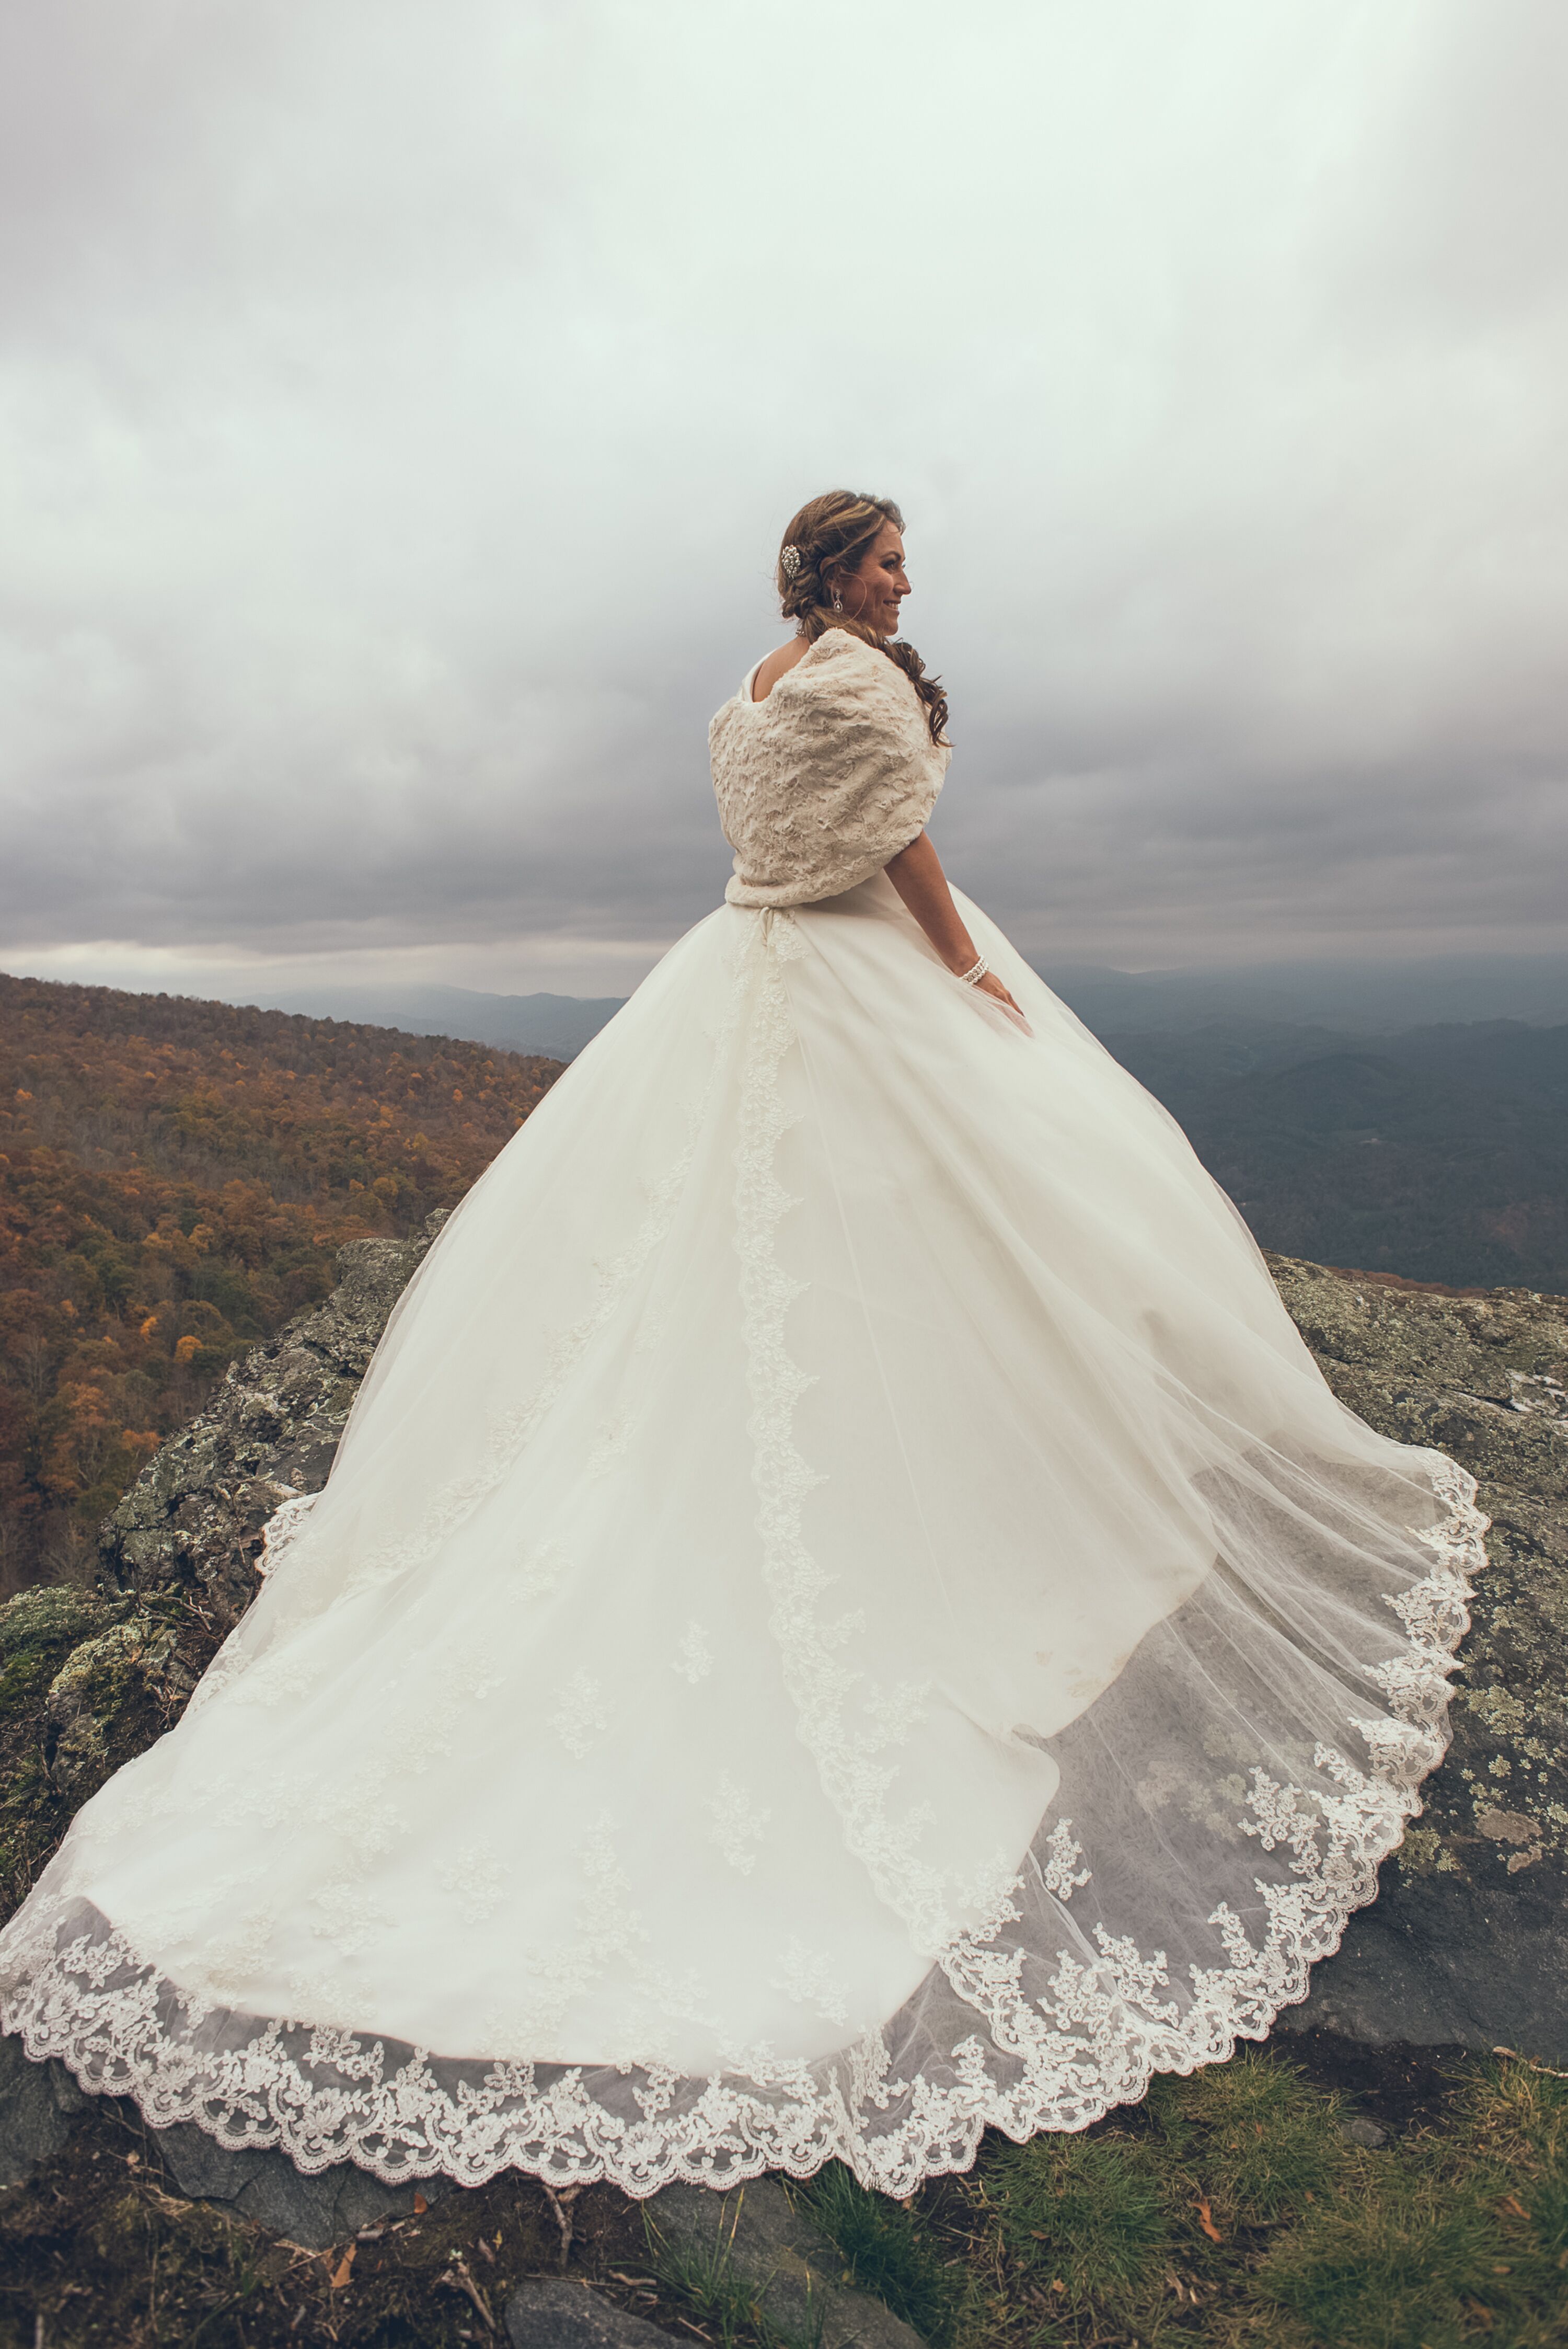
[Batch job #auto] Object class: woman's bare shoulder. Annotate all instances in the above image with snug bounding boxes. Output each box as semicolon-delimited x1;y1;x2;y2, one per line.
749;636;812;703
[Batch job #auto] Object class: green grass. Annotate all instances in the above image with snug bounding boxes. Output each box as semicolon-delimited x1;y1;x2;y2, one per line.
1255;2173;1511;2349
981;2132;1172;2314
794;2161;971;2343
1145;2044;1348;2224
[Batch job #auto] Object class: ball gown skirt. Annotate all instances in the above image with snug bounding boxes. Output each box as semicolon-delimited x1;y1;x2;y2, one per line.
0;877;1484;2197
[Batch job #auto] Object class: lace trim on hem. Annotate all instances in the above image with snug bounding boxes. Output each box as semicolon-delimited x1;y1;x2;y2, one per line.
0;1471;1481;2202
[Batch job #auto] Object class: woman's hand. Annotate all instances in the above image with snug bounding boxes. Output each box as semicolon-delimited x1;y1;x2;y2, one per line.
973;967;1029;1024
971;967;1032;1033
884;832;1034;1035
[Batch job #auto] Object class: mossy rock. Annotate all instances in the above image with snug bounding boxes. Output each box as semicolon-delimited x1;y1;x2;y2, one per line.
0;1587;112;1718
0;1586;121;1917
43;1615;178;1802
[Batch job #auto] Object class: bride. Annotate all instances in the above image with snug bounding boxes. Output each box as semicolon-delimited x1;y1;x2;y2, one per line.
1;490;1484;2198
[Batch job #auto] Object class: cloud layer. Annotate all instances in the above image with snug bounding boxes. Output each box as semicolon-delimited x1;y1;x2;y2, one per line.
3;0;1565;994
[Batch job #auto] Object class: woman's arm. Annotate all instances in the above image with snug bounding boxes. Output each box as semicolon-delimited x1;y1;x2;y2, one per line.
884;832;1028;1023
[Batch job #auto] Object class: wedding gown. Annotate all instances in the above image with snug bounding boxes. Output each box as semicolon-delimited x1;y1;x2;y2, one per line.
0;637;1484;2199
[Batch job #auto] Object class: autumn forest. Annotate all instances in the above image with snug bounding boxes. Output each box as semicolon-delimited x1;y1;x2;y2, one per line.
0;973;560;1596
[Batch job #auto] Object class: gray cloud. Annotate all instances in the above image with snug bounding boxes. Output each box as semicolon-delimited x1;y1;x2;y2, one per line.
2;0;1565;997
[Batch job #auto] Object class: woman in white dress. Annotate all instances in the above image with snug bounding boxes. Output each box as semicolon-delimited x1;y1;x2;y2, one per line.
0;491;1484;2200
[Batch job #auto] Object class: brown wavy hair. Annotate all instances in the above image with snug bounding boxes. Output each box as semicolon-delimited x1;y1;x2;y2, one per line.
776;491;949;746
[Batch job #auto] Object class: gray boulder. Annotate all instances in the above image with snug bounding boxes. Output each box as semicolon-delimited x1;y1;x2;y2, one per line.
506;2279;683;2348
0;2033;87;2188
44;1613;179;1796
151;2119;451;2248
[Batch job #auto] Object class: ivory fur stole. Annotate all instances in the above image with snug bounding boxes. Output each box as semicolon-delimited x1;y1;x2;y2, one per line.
710;627;950;910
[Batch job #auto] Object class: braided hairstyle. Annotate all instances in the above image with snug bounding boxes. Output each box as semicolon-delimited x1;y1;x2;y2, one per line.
775;491;949;746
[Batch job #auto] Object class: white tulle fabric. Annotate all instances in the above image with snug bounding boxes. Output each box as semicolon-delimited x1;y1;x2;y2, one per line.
0;875;1484;2197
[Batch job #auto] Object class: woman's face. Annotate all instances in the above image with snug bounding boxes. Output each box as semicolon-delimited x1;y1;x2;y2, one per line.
831;519;910;637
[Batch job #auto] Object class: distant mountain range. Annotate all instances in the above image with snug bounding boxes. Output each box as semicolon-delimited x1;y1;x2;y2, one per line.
226;952;1568;1059
1099;1017;1568;1294
256;983;627;1061
1037;954;1568;1035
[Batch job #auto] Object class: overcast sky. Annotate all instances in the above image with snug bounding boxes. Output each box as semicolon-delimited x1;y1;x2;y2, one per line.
2;0;1565;1000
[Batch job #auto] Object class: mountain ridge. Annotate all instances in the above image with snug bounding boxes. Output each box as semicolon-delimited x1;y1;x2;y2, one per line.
17;947;1568;1063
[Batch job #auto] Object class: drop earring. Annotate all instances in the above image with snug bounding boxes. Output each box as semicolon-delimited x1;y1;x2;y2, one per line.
832;588;844;611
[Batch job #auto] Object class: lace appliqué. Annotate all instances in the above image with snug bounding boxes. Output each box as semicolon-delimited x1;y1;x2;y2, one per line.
672;1622;714;1685
770;1939;852;2029
436;1843;510;1927
256;1490;318;1580
706;1775;771;1875
190;1906;278;1999
306;1882;391;1964
513;1542;567;1602
551;1670;609;1761
1039;1820;1091;1901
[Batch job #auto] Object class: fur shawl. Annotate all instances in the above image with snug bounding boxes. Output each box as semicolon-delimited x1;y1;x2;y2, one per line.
709;628;950;909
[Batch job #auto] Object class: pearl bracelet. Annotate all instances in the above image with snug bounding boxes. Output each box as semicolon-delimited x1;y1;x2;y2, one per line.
958;955;989;987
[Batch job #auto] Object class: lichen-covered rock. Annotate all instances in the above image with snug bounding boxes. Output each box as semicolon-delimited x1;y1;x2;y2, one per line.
44;1616;183;1800
98;1215;447;1623
0;1586;115;1717
0;1585;122;1913
1266;1255;1568;2057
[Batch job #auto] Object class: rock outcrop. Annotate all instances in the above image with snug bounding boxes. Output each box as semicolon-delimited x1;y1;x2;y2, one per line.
1;1233;1564;2236
1266;1256;1568;2060
506;2279;688;2349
